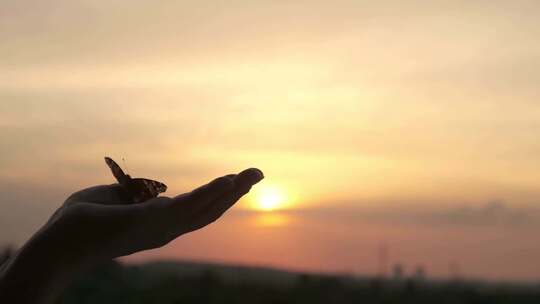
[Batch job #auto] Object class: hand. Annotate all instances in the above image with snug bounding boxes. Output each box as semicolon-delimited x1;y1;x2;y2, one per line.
54;167;263;262
0;168;264;304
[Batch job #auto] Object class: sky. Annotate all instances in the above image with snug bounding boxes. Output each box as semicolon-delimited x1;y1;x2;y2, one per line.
1;0;540;281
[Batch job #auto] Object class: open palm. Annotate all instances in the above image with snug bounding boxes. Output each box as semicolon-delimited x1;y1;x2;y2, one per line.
53;168;264;262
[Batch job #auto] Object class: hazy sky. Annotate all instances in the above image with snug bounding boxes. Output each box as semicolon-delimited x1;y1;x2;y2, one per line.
2;0;540;280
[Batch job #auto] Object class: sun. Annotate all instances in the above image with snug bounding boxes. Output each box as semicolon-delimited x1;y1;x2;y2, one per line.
251;184;287;212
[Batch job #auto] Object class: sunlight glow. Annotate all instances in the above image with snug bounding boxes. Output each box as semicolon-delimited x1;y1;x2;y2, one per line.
253;213;291;227
252;184;287;211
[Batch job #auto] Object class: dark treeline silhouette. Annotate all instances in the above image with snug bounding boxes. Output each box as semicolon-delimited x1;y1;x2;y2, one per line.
59;259;540;304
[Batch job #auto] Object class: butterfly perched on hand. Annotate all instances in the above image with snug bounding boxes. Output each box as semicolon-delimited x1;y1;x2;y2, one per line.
104;156;167;203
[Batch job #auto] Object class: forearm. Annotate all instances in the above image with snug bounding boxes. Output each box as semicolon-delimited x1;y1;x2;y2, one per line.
0;235;84;304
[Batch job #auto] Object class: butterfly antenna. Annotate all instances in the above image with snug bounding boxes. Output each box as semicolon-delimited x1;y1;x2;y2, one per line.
122;157;130;175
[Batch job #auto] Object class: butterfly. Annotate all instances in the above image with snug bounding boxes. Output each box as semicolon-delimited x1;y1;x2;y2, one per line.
104;156;167;203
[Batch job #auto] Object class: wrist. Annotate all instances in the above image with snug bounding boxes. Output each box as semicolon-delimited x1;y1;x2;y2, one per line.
0;232;89;303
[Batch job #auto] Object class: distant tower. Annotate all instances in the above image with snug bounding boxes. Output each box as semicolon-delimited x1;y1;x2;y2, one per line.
392;263;404;281
414;264;426;281
377;242;389;278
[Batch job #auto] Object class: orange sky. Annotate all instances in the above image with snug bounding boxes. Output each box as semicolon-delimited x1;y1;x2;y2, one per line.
2;0;540;280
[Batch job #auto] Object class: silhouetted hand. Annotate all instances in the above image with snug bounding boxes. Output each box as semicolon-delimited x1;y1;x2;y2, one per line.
0;168;263;304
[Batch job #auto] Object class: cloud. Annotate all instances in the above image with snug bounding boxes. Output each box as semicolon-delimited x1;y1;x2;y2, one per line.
431;201;536;226
283;200;540;228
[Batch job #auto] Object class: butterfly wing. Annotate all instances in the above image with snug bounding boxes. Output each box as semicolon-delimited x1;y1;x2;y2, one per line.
104;157;130;185
128;178;168;203
104;156;166;203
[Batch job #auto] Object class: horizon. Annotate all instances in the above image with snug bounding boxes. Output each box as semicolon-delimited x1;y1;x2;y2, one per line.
2;0;540;281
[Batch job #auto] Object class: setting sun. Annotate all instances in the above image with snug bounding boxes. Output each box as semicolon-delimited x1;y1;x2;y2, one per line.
251;184;287;211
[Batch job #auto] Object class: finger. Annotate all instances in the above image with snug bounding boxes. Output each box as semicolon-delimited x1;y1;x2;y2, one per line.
136;175;238;242
233;168;264;192
179;175;235;213
141;175;236;232
191;168;264;229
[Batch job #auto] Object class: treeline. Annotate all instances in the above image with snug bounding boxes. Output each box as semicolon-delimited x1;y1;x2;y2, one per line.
59;260;540;304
